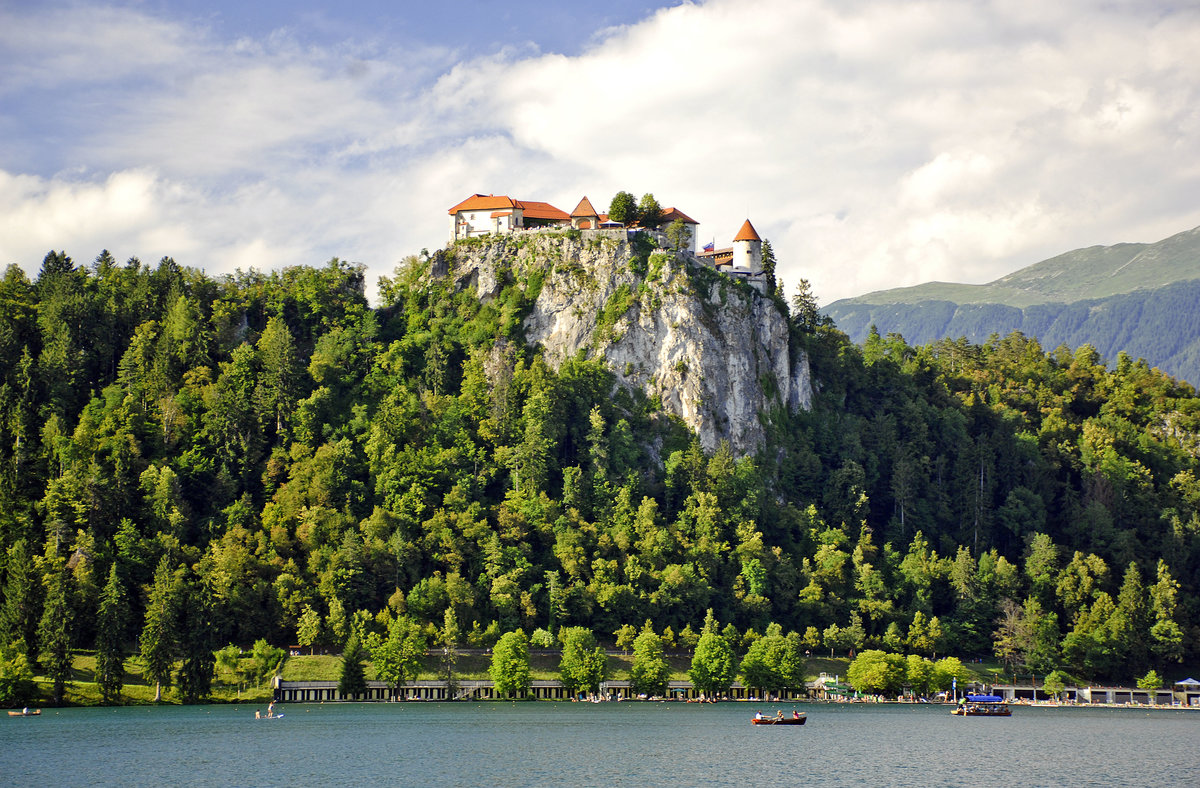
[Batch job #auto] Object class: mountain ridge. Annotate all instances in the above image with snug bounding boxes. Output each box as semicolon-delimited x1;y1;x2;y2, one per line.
823;224;1200;384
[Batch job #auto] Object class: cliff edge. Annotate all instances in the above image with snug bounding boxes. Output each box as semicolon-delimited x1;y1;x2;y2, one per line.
436;230;811;455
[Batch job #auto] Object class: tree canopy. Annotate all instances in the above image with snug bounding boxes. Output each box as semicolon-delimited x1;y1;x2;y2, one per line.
0;242;1197;702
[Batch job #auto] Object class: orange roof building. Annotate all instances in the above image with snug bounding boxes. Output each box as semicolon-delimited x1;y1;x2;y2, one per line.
447;193;702;254
570;196;600;229
733;219;761;242
448;194;570;240
732;219;763;274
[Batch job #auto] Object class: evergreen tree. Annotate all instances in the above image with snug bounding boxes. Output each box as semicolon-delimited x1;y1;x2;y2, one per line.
338;631;368;700
175;578;217;703
140;556;179;702
95;563;130;703
1;539;41;660
37;565;73;705
761;239;777;295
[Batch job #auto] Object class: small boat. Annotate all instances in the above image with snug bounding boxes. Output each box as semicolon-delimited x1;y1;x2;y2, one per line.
951;695;1011;717
8;708;41;717
752;714;807;725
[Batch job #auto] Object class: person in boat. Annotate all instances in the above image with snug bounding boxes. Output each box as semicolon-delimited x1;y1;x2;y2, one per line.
793;710;801;719
775;710;784;720
754;711;763;720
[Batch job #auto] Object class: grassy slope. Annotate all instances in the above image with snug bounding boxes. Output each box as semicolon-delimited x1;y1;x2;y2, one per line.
828;224;1200;309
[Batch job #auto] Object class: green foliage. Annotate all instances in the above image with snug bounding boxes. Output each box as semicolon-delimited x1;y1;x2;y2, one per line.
595;284;636;344
739;628;803;693
490;629;531;698
139;557;178;702
1;539;41;659
689;629;736;698
529;628;555;649
0;240;1198;706
846;650;907;696
37;566;73;705
338;632;368;699
248;638;288;687
629;623;670;697
1042;669;1071;699
367;614;426;691
557;626;607;696
637;194;662;230
0;642;35;705
607;192;638;225
95;564;130;703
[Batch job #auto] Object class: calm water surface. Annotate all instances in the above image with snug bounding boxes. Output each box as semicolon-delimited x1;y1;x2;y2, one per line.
3;701;1198;787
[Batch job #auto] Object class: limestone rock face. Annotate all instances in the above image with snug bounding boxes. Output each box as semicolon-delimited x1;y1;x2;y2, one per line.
443;231;813;455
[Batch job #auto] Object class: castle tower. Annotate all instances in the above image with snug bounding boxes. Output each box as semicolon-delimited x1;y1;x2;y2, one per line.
732;219;762;274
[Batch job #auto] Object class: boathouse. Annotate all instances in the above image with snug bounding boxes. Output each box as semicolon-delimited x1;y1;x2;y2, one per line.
273;677;806;703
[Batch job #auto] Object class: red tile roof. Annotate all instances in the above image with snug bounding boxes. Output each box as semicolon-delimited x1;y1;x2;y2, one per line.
733;219;761;242
448;194;569;221
660;207;698;225
571;196;599;217
448;194;518;214
518;200;570;221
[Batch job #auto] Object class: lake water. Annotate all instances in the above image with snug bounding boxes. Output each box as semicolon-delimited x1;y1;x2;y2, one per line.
3;701;1198;787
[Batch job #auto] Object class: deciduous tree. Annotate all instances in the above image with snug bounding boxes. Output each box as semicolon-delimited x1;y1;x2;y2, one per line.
490;629;531;698
630;623;670;697
558;626;607;697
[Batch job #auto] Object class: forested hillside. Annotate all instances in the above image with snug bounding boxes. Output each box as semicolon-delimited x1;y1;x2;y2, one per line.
823;224;1200;384
825;280;1200;386
1;240;1198;704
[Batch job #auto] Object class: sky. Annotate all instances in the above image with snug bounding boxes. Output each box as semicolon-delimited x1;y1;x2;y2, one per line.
2;0;1199;306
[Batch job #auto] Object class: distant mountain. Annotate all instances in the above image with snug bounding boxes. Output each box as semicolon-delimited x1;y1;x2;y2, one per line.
822;225;1200;385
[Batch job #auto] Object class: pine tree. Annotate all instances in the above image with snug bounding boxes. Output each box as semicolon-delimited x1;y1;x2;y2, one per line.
140;556;178;702
1;538;41;660
175;578;215;703
338;632;367;699
95;563;130;703
38;565;74;705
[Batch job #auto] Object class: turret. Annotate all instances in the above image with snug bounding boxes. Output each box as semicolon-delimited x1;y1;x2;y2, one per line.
732;219;762;274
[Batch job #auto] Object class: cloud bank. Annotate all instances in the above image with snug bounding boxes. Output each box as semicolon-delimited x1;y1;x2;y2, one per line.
2;0;1198;305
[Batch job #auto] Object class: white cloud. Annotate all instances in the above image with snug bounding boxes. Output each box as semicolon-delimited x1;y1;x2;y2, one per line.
2;0;1199;307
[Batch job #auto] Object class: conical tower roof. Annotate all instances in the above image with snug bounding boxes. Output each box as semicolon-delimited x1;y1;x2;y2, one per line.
733;219;761;242
571;196;598;217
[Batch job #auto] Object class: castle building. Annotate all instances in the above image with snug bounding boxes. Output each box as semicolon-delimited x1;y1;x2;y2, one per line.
698;219;763;275
448;194;571;241
448;193;698;252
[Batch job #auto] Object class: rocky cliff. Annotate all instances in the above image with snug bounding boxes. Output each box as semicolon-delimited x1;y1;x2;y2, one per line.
436;229;812;455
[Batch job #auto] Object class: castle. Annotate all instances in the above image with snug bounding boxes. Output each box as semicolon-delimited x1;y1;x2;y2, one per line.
447;193;766;290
